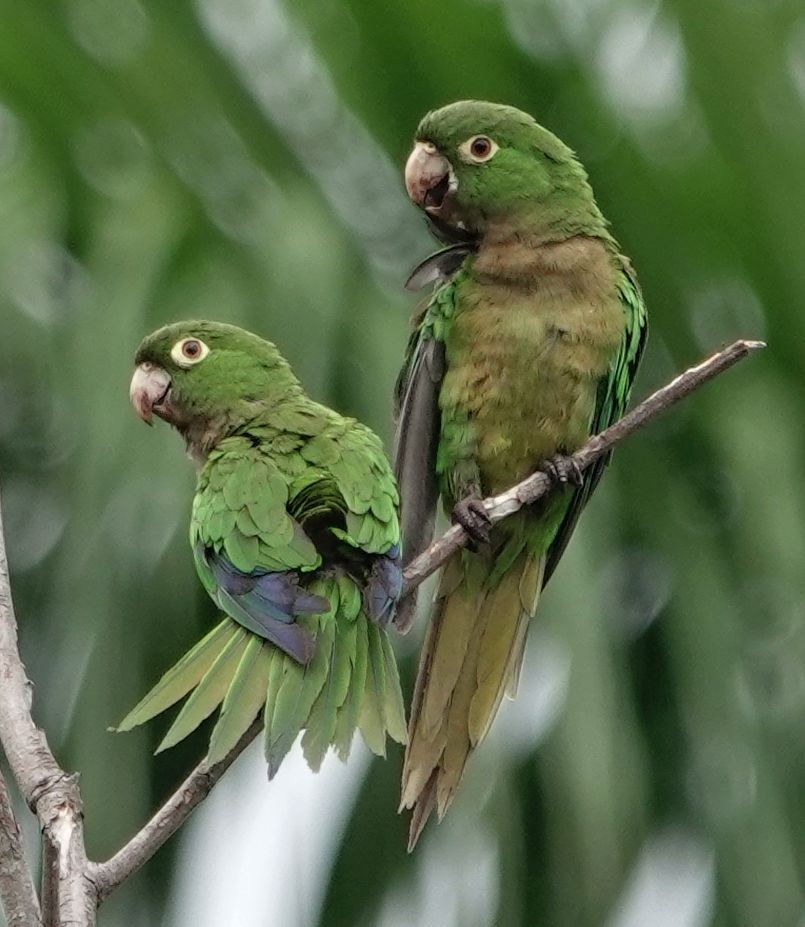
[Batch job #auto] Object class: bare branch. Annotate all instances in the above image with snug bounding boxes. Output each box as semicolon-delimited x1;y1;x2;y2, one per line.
40;839;57;927
401;338;765;590
90;719;261;902
89;338;763;897
0;768;40;926
0;493;96;925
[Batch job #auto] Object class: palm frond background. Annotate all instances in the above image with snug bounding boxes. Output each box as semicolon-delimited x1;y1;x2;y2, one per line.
1;1;803;924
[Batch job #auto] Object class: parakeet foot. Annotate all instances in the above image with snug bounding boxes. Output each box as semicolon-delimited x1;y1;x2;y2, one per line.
452;496;492;547
539;454;584;487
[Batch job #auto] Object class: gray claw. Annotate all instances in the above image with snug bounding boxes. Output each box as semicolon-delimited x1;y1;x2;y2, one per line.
452;496;492;547
540;454;583;487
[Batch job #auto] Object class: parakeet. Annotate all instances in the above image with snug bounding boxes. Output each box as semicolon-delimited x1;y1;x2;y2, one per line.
395;101;647;847
120;321;406;776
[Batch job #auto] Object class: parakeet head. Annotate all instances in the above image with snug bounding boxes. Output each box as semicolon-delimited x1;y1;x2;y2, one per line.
130;320;300;453
404;100;605;241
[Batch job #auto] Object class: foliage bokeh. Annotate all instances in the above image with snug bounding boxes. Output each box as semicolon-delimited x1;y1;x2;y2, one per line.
0;0;803;924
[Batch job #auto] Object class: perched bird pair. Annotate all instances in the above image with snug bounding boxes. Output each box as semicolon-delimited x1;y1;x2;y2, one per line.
120;100;646;849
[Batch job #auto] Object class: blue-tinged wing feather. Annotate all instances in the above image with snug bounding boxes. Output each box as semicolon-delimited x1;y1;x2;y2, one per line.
200;544;328;664
364;545;402;627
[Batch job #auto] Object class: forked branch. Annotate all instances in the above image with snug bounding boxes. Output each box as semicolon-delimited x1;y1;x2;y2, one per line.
87;338;764;898
0;338;764;921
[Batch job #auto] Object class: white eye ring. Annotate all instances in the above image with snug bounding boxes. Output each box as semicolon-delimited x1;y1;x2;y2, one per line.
170;337;210;368
458;135;499;164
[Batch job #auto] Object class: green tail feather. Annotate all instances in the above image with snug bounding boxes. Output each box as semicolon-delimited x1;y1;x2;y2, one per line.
265;613;334;777
116;618;235;732
333;615;369;760
359;623;390;756
301;610;355;770
380;632;408;744
207;637;272;764
336;572;362;620
157;628;248;752
116;574;407;776
262;648;285;737
263;652;303;765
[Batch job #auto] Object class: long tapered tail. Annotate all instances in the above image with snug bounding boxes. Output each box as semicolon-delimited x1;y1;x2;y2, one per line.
116;573;407;775
400;549;543;850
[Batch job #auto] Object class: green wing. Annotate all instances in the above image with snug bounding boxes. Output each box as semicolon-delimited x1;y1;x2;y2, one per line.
118;425;407;772
543;258;648;582
394;325;443;570
393;273;468;629
321;421;401;557
189;438;327;664
192;437;320;578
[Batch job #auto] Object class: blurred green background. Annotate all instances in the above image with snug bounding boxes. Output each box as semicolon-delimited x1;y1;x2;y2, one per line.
0;0;803;924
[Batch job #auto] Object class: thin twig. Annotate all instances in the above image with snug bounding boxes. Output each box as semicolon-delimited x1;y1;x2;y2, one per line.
402;338;765;589
0;494;96;925
0;768;40;926
89;337;763;897
89;719;261;902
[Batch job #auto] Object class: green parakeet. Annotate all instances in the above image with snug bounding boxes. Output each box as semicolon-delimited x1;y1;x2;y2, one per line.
120;321;406;775
395;101;647;847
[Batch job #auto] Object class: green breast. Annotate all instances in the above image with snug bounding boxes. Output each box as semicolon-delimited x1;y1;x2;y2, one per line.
437;239;626;499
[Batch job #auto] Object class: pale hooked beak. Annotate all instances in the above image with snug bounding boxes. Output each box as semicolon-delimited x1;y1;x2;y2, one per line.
404;141;455;212
130;362;171;424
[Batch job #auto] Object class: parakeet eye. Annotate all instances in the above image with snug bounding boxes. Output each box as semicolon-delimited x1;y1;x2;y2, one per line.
171;337;210;368
459;135;499;164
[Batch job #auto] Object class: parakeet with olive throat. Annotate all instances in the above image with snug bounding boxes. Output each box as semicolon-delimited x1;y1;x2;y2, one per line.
120;321;406;775
395;101;647;847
